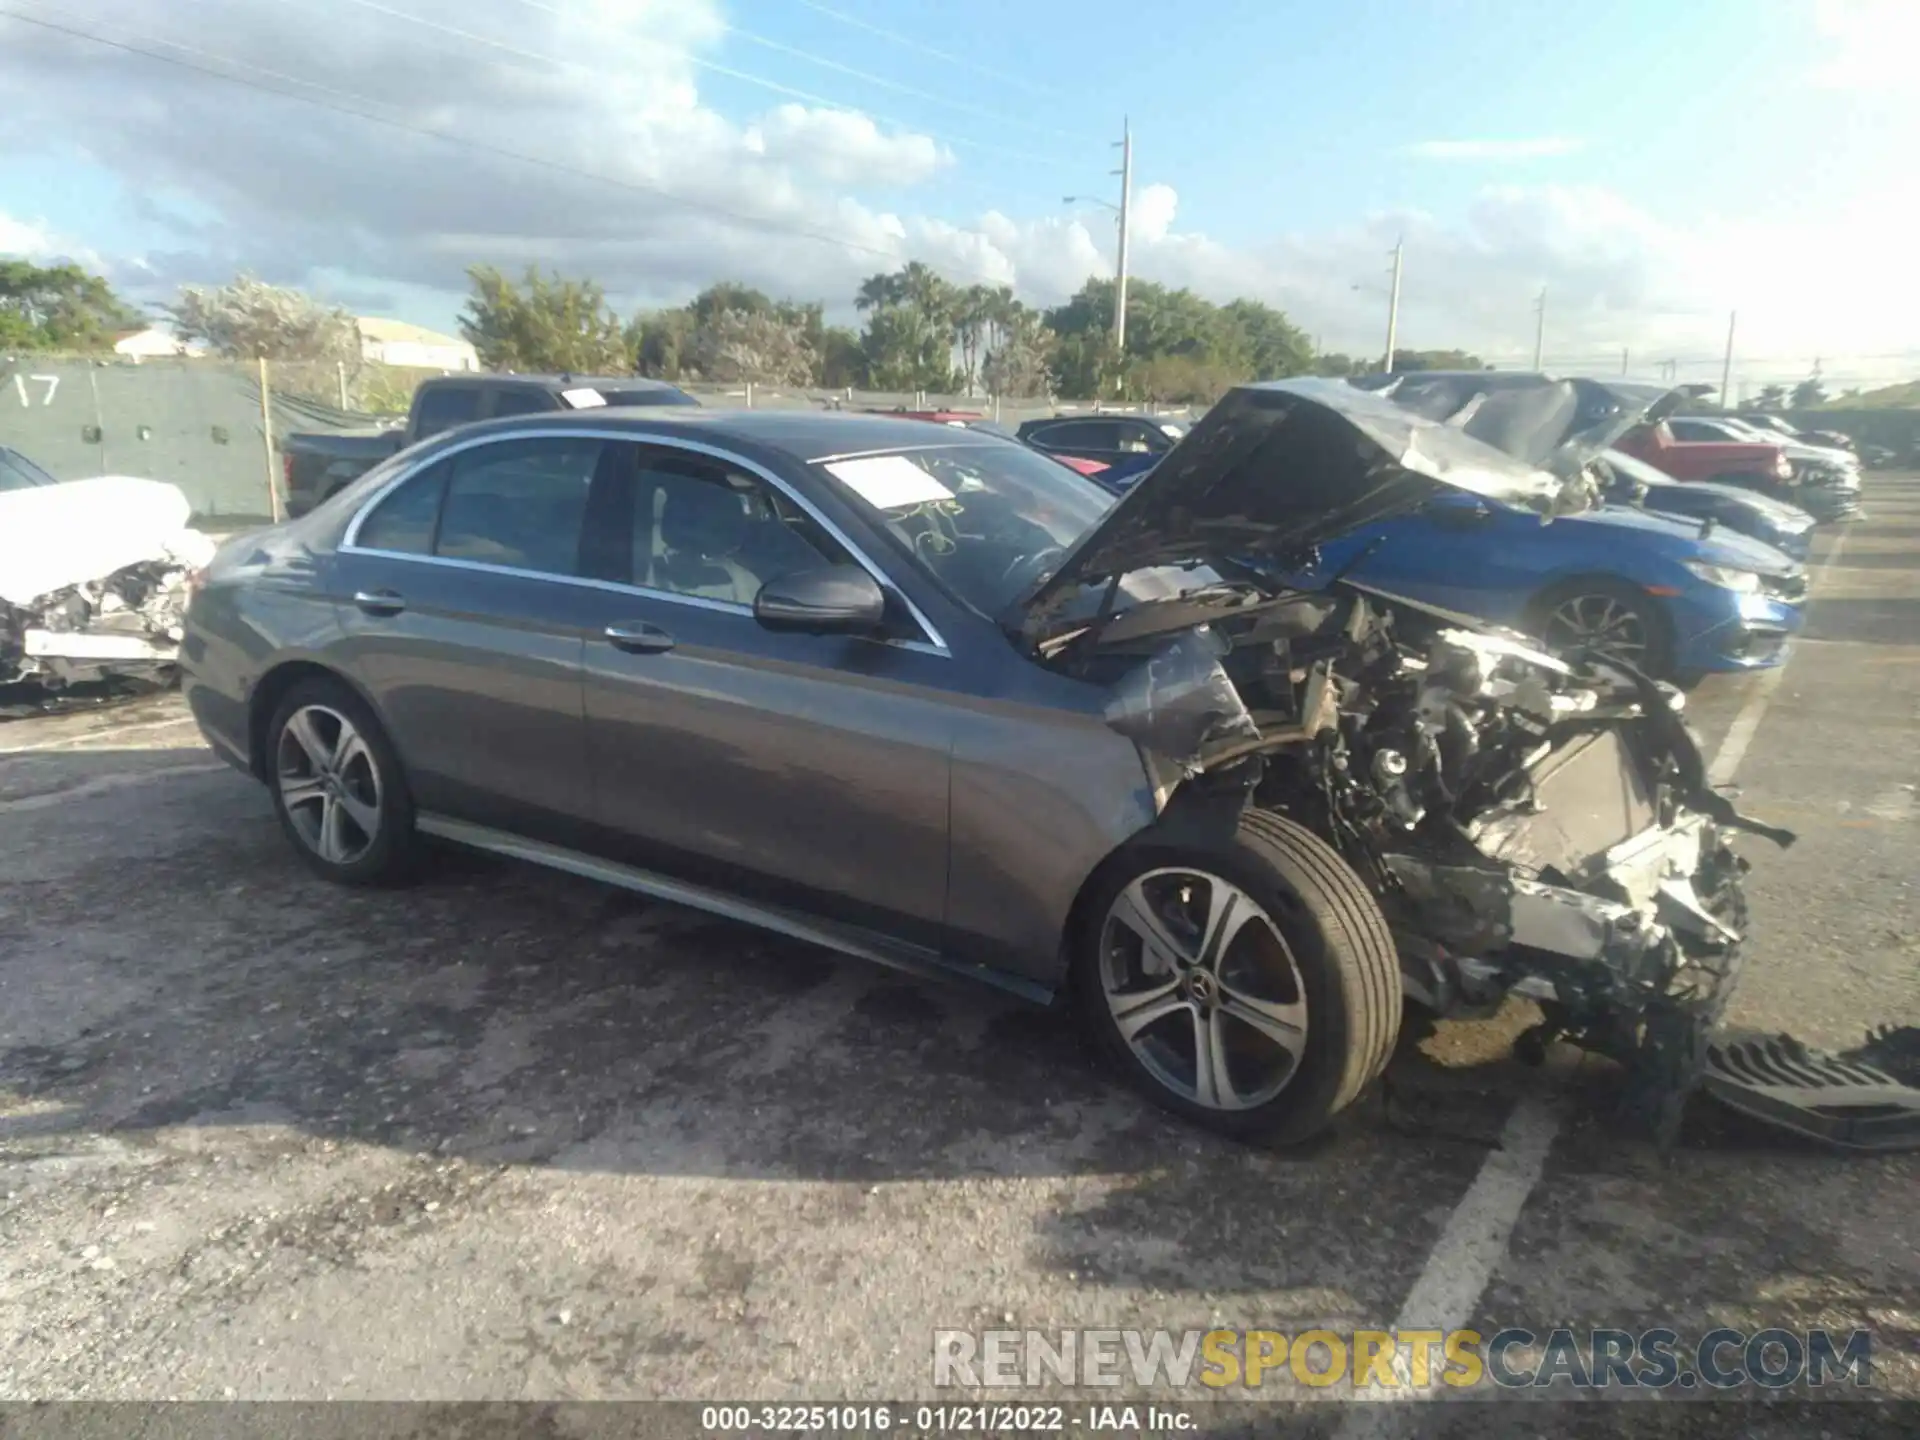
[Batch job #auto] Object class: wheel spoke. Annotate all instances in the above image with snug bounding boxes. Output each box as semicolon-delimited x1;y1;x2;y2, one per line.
1219;985;1308;1059
335;789;380;840
286;709;332;772
1110;980;1187;1041
1108;882;1193;971
332;726;370;777
1196;883;1260;973
1191;1008;1237;1108
279;776;328;811
317;796;349;862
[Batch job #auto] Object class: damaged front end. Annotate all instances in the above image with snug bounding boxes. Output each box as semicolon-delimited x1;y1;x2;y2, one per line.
1073;587;1794;1140
1016;376;1797;1138
0;476;216;688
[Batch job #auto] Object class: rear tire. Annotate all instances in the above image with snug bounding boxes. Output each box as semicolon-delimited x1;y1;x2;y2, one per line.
1074;810;1401;1144
266;676;420;886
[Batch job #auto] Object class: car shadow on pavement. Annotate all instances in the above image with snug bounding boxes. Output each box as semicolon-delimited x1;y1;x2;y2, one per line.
0;750;1553;1305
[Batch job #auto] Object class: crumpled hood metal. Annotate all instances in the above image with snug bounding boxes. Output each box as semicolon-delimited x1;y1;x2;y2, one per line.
0;476;210;607
1019;375;1683;627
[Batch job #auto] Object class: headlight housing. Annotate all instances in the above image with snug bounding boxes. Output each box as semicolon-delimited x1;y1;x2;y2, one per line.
1773;454;1794;479
1683;560;1763;592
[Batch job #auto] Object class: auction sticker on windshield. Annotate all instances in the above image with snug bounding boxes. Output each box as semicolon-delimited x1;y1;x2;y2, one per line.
559;387;607;408
825;455;955;509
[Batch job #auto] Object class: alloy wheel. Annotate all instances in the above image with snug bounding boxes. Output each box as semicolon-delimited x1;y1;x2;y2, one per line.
1545;593;1650;663
276;704;383;866
1098;868;1309;1111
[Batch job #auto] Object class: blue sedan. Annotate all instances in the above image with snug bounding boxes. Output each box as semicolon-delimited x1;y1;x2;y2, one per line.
1289;491;1808;681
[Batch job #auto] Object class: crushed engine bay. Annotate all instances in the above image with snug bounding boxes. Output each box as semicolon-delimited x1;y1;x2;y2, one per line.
0;475;217;688
1071;582;1797;1139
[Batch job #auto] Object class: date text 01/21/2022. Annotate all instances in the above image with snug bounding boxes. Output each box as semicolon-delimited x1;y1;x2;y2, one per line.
698;1404;1177;1433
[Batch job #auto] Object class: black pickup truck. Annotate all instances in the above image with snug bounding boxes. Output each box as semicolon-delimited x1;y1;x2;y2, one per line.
280;372;698;516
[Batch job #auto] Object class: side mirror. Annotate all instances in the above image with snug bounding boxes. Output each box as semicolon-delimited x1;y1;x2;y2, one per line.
754;564;888;635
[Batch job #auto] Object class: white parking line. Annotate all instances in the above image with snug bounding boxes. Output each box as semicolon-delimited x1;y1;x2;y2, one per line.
0;713;200;755
1337;524;1849;1433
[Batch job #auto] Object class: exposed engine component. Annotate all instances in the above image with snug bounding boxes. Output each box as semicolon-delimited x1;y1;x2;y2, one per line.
1077;584;1793;1140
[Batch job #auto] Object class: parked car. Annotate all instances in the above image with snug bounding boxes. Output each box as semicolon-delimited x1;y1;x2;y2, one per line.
1;446;215;686
893;412;1114;479
1613;418;1859;520
1599;448;1818;561
182;376;1790;1143
1285;482;1805;682
282;373;698;517
1669;415;1860;476
1015;412;1188;488
1737;413;1857;453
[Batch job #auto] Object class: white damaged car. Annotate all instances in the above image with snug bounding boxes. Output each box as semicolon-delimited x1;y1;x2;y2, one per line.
0;447;217;687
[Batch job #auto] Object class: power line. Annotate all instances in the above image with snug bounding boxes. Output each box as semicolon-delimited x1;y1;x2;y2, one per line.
786;0;1057;100
0;4;1026;289
480;0;1078;167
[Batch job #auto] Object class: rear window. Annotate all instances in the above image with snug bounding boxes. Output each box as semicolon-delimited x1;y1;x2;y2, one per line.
600;387;700;408
413;385;484;438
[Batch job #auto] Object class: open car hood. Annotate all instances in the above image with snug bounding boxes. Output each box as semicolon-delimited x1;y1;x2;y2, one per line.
1018;374;1685;630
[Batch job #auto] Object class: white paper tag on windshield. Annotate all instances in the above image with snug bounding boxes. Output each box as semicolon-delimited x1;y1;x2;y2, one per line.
559;387;607;408
824;455;953;508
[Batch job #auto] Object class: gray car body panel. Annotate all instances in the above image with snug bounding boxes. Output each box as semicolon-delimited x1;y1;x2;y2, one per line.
181;411;1162;998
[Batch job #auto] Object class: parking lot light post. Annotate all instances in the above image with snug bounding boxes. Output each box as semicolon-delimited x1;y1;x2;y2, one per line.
1533;287;1547;369
1384;239;1402;372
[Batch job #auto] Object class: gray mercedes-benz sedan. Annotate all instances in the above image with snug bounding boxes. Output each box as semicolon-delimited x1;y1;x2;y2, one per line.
182;378;1785;1143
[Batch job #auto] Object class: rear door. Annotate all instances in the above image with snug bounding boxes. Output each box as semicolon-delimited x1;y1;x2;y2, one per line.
575;442;958;949
329;432;631;841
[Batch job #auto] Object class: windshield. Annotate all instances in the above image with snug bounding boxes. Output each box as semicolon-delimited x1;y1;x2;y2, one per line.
600;387;699;408
0;449;59;492
812;441;1116;616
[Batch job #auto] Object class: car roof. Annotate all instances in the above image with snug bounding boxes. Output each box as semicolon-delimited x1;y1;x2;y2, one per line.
424;406;1018;462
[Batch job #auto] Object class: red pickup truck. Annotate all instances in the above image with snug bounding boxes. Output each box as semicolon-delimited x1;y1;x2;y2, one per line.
1615;420;1793;491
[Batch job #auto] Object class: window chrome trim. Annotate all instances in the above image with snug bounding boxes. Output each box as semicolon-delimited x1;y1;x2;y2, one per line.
339;425;952;657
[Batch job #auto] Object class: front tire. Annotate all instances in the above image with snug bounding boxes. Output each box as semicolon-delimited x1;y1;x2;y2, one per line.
1531;576;1675;679
1074;810;1401;1144
266;676;419;886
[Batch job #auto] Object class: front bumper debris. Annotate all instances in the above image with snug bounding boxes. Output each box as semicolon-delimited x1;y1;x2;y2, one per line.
1704;1029;1920;1151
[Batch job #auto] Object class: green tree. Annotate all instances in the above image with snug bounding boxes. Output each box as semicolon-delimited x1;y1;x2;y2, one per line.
856;263;959;391
819;325;866;388
1790;375;1829;410
0;260;141;351
1751;382;1788;412
1311;352;1360;377
1389;348;1486;373
459;264;627;373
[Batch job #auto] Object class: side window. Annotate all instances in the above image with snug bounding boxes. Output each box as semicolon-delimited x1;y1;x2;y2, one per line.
355;463;448;554
412;385;483;439
634;452;845;606
1117;423;1160;454
434;438;602;577
1035;420;1116;451
488;388;553;419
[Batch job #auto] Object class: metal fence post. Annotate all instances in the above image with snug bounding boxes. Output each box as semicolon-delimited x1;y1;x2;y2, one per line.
337;360;348;410
259;355;284;522
745;380;754;408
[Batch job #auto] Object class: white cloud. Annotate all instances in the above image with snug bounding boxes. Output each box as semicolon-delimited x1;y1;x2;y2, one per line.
0;212;58;257
1809;0;1920;89
1;0;1915;392
1402;138;1586;161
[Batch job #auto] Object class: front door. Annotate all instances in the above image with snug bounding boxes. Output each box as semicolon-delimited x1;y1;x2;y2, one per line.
577;444;956;949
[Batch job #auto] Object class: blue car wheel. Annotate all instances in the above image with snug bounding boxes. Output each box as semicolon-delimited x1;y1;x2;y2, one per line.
1530;576;1675;678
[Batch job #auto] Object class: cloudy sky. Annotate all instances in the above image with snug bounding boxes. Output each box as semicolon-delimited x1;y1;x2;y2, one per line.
2;0;1916;392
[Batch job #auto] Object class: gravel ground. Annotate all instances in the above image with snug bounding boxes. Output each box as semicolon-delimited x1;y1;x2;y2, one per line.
1;478;1915;1419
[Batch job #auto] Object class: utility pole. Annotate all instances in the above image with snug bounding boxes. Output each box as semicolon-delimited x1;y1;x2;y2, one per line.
1621;347;1629;376
1383;238;1403;372
1719;310;1737;409
1112;117;1133;357
1531;287;1547;369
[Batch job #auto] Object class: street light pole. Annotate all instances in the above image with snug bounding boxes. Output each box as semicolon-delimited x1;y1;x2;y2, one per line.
1113;117;1133;356
1532;286;1547;369
1719;310;1737;410
1383;238;1403;372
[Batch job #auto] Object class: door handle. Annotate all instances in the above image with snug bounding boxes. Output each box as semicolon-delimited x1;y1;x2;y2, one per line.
352;589;406;616
604;621;675;654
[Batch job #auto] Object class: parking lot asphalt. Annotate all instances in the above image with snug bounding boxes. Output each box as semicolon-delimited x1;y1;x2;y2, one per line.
1;481;1916;1417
